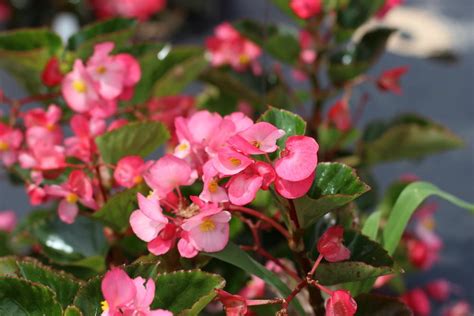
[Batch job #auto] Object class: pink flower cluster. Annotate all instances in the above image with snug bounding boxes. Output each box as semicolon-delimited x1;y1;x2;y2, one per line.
206;23;262;74
90;0;166;21
101;268;171;316
62;42;140;119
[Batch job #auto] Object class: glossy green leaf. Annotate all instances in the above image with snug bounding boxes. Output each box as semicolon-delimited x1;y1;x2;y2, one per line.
0;29;62;92
16;259;81;309
383;181;474;255
152;270;225;315
67;18;136;58
258;106;306;151
92;184;149;232
132;45;204;103
355;294;412;316
63;306;83;316
30;212;108;271
72;276;102;316
234;20;301;64
329;27;395;83
206;242;305;315
96;121;169;164
295;162;370;228
359;114;463;165
0;277;62;315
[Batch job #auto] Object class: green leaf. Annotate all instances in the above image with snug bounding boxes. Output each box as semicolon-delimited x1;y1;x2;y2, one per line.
96;121;169;164
92;184;149;232
0;277;62;315
206;242;305;315
0;257;17;276
383;181;474;255
234;20;301;64
132;45;204;103
0;232;12;256
355;294;412;316
30;212;108;271
295;162;370;228
0;28;62;92
361;210;382;241
312;230;396;285
329;27;395;83
72;276;102;316
337;0;385;30
16;259;81;309
359;114;463;165
258;106;306;151
63;306;83;316
152;270;225;315
67;18;136;59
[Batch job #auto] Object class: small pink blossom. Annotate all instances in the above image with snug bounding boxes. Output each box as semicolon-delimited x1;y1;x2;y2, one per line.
216;289;248;316
274;136;318;182
425;279;452;302
327;99;351;132
0;122;23;167
200;161;228;203
228;122;285;155
325;290;357;316
317;226;351;262
238;275;265;299
65;114;106;163
100;268;172;316
130;192;168;242
212;147;253;176
290;0;322;19
41;57;63;87
92;0;166;21
148;96;194;135
19;143;66;171
114;156;147;188
206;22;261;73
45;170;97;224
377;66;408;95
401;288;431;316
274;171;315;199
443;301;472;316
0;210;16;232
27;184;48;206
62;60;101;113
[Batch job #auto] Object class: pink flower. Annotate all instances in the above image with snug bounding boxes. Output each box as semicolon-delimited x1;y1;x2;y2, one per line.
181;202;231;253
228;122;285;155
325;290;357;316
65;114;106;163
0;210;16;232
19;143;66;171
130;193;168;242
212;147;253;176
45;170;97;224
274;136;318;182
216;290;248;316
425;279;452;302
376;0;403;19
274;171;315;199
443;301;471;316
143;154;197;198
0;0;11;23
27;184;48;206
317;226;351;262
199;161;229;203
401;288;431;316
377;66;408;95
23;105;63;148
206;22;261;73
92;0;166;21
0;122;22;167
41;57;63;87
62;60;101;113
405;236;438;270
290;0;322;19
327;99;351;132
101;268;172;316
148;96;194;134
299;30;317;64
148;222;180;256
238;276;265;299
114;156;146;188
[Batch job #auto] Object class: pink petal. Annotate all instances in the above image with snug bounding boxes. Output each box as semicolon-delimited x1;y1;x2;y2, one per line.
238;122;285;153
101;268;136;311
212;148;253;176
177;234;199;258
58;200;79;224
189;222;229;253
137;193;167;223
274;172;315;199
148;236;173;256
0;210;17;232
132;277;155;309
227;172;263;206
274;136;318;182
130;210;166;242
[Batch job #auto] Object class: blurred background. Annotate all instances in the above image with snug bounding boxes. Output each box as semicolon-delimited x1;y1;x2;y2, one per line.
0;0;473;311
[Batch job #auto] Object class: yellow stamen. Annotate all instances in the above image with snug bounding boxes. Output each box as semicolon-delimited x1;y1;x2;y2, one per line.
0;141;9;152
422;218;436;231
96;65;107;74
66;193;78;204
229;157;241;167
133;175;143;184
199;218;216;232
251;140;261;148
239;54;250;65
208;179;218;193
72;80;87;93
101;300;109;312
177;142;189;152
46;123;56;131
147;190;155;199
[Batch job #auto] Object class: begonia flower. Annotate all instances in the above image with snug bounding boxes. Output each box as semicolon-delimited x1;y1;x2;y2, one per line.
130;192;168;242
317;226;351;262
114;156;147;188
41;57;63;87
0;122;22;167
325;290;357;316
401;288;431;316
0;210;16;232
274;135;318;182
327;100;351;132
290;0;322;19
377;66;408;95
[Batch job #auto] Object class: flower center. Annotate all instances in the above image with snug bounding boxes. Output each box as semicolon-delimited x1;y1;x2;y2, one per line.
208;179;219;193
0;140;9;152
229;157;241;166
101;300;109;312
239;54;250;65
251;140;261;148
199;218;216;232
66;193;79;204
133;175;143;184
46;123;56;131
96;65;107;74
72;80;87;93
177;142;189;152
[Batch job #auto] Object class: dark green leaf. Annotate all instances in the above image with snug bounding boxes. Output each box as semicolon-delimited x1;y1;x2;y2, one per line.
206;242;305;315
234;20;301;64
258;106;306;151
0;277;62;315
337;0;385;30
64;306;83;316
359;114;463;165
72;276;102;316
355;294;412;316
0;232;12;256
329;27;395;83
16;259;81;308
67;18;136;58
152;270;225;315
92;184;149;232
0;257;17;276
96;121;169;164
295;162;370;228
